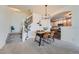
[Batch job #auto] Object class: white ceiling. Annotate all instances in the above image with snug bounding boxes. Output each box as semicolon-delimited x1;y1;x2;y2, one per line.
8;5;71;16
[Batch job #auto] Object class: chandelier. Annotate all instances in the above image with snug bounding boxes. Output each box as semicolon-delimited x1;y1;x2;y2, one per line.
41;5;51;19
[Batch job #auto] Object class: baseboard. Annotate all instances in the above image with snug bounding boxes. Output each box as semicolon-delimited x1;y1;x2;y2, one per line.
9;32;21;35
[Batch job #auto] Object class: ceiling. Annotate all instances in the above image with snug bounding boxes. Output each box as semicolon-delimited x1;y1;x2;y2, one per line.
8;5;71;17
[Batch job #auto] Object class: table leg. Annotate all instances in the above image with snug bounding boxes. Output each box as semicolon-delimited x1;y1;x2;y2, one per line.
39;37;41;46
34;35;37;42
53;36;55;42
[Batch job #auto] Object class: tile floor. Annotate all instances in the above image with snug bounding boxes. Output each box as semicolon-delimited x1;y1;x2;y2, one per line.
0;34;79;54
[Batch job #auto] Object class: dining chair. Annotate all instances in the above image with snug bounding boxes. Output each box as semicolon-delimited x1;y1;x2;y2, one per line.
42;32;50;45
50;31;55;42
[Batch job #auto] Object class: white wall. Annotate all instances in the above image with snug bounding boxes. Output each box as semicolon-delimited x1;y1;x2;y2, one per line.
71;6;79;47
0;6;27;48
0;6;11;49
10;12;26;33
61;6;79;47
61;27;73;43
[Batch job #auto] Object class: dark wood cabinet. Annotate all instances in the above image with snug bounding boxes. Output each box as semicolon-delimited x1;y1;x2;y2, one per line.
54;30;61;40
51;28;61;40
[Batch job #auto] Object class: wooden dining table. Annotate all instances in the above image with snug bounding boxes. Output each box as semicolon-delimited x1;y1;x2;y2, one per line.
35;30;50;46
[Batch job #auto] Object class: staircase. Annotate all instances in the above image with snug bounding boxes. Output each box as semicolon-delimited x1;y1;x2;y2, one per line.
22;15;33;42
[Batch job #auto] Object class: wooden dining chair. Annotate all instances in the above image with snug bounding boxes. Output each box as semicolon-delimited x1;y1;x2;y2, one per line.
50;31;55;42
43;32;49;39
42;32;50;45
